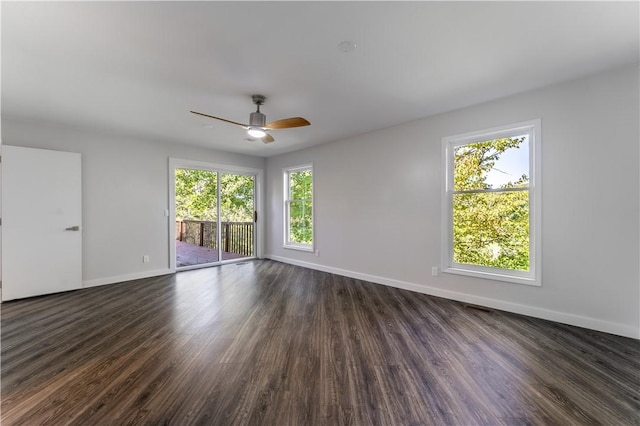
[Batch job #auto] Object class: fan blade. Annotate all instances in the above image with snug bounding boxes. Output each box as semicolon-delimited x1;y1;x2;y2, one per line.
261;134;275;144
190;111;248;128
265;117;310;129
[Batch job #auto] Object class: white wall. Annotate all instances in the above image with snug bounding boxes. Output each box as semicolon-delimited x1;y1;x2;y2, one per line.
265;65;640;338
1;120;265;286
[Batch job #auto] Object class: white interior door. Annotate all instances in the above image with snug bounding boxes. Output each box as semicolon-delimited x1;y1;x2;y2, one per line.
2;146;82;301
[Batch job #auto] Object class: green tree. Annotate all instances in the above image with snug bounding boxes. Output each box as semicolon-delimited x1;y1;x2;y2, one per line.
175;169;254;222
175;169;218;221
453;137;529;271
220;173;254;222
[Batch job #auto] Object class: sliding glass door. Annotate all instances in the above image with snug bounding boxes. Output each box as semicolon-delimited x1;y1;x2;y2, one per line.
174;167;255;269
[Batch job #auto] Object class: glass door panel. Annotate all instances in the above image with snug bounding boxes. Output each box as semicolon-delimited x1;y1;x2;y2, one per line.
175;168;219;268
220;173;255;261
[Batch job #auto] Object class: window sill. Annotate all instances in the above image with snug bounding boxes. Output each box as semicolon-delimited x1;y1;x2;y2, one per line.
283;244;314;253
442;266;540;287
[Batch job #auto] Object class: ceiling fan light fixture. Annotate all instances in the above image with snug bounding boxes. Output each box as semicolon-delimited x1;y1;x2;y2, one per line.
247;127;266;138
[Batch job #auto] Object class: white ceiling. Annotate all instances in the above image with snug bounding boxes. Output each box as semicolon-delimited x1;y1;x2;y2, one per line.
3;1;638;157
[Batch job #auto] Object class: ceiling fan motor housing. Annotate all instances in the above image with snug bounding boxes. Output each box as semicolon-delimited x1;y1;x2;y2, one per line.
249;111;266;127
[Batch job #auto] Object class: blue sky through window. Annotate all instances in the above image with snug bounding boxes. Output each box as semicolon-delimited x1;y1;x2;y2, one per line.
485;136;529;188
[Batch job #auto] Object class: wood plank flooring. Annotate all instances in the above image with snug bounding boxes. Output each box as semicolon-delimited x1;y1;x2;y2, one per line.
2;260;639;425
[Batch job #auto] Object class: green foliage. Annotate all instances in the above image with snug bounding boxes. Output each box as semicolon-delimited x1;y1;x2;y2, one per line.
454;138;526;190
452;137;530;271
175;169;254;222
288;170;313;244
175;169;218;221
220;173;254;222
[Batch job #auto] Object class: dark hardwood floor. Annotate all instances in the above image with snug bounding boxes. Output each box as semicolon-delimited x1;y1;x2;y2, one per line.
2;260;639;425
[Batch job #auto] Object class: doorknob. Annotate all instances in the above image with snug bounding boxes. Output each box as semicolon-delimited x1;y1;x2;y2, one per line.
65;226;80;231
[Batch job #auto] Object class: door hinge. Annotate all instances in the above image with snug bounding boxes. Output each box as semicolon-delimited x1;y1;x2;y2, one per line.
254;211;258;223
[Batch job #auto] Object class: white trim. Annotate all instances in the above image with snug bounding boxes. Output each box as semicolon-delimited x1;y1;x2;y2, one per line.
441;119;542;286
443;266;537;286
168;158;264;272
266;255;639;339
282;243;314;252
83;268;172;288
283;163;314;251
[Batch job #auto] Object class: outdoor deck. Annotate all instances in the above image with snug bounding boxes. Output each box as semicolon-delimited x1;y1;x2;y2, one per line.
176;240;248;267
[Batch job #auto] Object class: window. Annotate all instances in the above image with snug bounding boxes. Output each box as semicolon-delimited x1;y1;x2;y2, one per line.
284;164;313;251
442;120;541;286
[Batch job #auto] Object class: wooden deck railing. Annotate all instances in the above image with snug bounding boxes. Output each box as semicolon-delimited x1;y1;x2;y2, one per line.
176;220;254;257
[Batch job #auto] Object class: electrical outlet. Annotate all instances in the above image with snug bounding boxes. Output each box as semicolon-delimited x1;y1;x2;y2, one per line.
432;266;439;276
143;255;150;263
315;250;320;257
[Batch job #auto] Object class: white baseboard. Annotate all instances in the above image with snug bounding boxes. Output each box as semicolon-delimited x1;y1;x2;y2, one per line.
266;255;639;339
83;268;173;289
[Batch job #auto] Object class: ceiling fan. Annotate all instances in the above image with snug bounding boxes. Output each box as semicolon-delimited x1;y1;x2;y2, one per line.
191;95;310;144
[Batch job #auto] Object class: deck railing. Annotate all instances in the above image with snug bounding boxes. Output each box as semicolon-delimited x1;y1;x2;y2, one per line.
176;220;254;257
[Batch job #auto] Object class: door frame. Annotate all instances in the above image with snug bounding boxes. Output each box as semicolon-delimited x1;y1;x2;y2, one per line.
168;158;264;272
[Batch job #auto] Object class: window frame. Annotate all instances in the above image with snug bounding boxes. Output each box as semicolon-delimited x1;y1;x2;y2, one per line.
441;119;541;286
283;163;314;252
